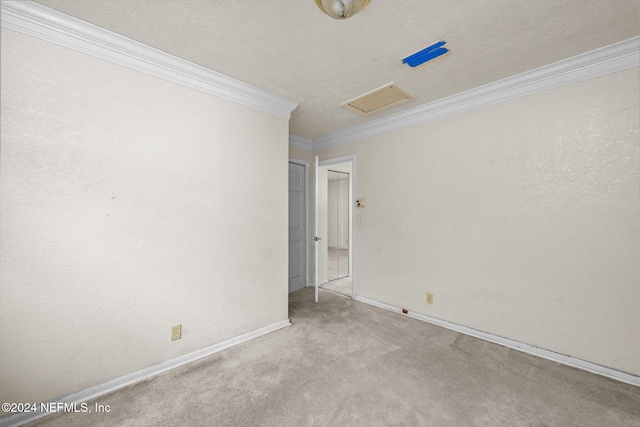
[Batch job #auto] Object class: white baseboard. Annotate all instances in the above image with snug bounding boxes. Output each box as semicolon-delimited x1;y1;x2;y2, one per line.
0;319;291;427
354;295;640;388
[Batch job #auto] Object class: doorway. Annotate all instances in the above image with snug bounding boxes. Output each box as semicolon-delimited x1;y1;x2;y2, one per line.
317;157;354;298
327;170;350;280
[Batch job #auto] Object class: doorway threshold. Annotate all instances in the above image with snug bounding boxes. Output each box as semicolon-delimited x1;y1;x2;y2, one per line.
321;277;352;297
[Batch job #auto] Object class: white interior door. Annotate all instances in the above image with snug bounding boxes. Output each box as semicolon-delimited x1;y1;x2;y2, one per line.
313;156;320;303
288;162;306;293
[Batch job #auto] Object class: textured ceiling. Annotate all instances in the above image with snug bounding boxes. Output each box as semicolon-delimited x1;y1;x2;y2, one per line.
34;0;640;140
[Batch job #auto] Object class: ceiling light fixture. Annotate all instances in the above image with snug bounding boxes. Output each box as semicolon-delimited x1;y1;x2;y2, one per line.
314;0;370;19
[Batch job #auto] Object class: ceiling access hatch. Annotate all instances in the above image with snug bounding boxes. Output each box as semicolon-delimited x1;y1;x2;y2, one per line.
342;82;414;116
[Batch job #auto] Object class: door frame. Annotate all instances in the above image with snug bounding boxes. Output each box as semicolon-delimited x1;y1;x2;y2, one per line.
318;154;356;299
289;158;310;290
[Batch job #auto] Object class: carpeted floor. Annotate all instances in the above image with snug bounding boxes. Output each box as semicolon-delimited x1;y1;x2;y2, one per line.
321;276;352;296
327;247;349;280
28;288;640;426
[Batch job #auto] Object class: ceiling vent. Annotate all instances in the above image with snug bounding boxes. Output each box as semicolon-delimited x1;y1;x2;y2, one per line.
342;82;414;116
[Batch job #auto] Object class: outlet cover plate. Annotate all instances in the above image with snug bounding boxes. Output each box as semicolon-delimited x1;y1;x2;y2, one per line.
171;324;182;341
425;293;434;305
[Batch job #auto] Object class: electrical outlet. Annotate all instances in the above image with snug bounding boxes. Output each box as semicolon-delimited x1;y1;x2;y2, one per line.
425;293;434;305
171;324;182;341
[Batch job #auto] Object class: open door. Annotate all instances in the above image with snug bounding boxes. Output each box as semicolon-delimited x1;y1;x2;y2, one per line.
313;156;320;303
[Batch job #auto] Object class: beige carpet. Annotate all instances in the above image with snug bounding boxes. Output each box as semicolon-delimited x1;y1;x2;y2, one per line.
28;288;640;426
327;247;349;280
321;276;352;296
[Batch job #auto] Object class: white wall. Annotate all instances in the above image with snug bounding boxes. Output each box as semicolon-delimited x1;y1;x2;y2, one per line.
0;28;290;404
289;147;314;165
315;68;640;376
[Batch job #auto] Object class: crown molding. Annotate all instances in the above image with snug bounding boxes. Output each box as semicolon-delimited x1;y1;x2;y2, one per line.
0;0;298;119
2;1;635;143
289;134;313;151
313;36;640;151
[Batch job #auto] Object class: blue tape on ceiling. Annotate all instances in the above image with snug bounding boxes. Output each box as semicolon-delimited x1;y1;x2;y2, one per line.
402;41;449;67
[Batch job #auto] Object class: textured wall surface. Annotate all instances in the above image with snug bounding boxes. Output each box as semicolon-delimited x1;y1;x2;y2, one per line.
315;68;640;375
1;29;289;404
289;146;313;164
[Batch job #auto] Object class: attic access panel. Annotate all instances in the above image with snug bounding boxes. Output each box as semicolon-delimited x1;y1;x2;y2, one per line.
342;83;414;116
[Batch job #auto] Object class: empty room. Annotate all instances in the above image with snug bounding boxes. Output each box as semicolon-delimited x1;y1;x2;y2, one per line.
1;1;639;426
